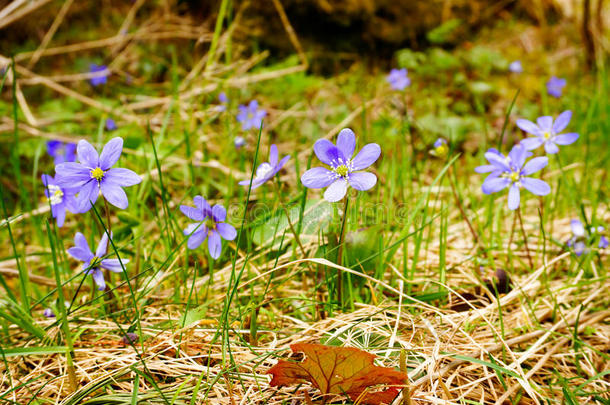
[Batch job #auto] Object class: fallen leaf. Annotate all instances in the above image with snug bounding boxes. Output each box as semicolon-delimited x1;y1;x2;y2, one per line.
267;343;407;404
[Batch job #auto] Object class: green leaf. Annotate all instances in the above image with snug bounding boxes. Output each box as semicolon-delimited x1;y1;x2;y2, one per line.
449;354;521;379
1;346;67;357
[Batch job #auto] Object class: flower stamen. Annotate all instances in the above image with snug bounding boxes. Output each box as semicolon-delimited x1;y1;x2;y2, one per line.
90;167;105;181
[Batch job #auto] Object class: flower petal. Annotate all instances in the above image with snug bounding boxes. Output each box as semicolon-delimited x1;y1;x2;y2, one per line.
521;177;550;196
99;137;123;170
544;142;559;154
348;171;377;191
313;139;341;166
54;205;66;228
216;222;237;241
274;155;290;174
351;143;381;171
184;223;205;236
104;168;141;187
212;204;227;222
536;116;553;132
55;163;92;188
180;204;204;222
507;184;520;210
323;179;348;202
482;177;510;194
74;232;91;253
301;167;334;188
91;269;106;291
193;196;211;216
269;144;278;166
208;230;222;259
77;140;99;167
516;119;541;136
75;180;99;212
520;137;544;151
475;164;496;173
67;247;93;263
96;232;111;257
100;182;128;209
554;132;579;145
570;219;585;237
336;128;356;159
101;258;128;273
521;156;548;175
552;110;572;133
508;144;527;169
187;229;207;250
484;151;510;171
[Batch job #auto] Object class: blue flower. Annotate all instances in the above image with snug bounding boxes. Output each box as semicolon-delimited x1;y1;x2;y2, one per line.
105;118;117;131
386;68;410;91
516;111;578;154
89;64;109;86
234;136;246;149
47;140;76;164
181;196;237;259
239;144;290;189
67;232;128;290
301;128;381;202
43;308;55;318
55;138;142;211
41;174;79;227
218;92;228;112
237;100;266;131
566;219;587;256
477;144;550;210
508;61;523;73
546;76;566;98
430;138;448;158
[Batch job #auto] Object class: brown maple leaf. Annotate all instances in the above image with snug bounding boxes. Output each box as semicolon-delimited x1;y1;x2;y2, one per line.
267;343;407;404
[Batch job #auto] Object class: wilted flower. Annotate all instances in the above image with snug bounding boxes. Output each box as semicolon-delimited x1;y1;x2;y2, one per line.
89;64;109;87
516;111;578;154
181;196;237;259
43;308;55;318
508;61;523;73
47;140;76;164
67;232;128;290
239;144;290;189
301;128;381;202
121;332;138;345
237;100;266;131
234;136;246;149
546;76;566;98
41;174;79;227
218;92;228;112
105;118;117;131
55;138;141;211
477;144;549;210
430;138;448;158
386;68;410;91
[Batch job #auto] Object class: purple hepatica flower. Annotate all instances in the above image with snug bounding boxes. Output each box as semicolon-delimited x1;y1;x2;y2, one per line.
566;219;588;256
516;111;578;154
430;138;448;158
105;118;117;131
47;140;76;164
508;61;523;73
89;64;109;87
386;68;410;91
592;226;608;249
181;196;237;259
55;138;141;211
67;232;127;291
478;144;550;210
239;144;290;189
234;136;246;149
301;128;381;203
237;100;266;131
43;308;55;318
218;92;228;112
42;174;79;227
546;76;566;98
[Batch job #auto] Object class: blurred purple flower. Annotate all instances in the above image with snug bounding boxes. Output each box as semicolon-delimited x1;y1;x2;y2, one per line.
301;128;381;202
43;308;55;318
121;332;138;344
41;174;79;227
89;64;109;86
546;76;566;98
566;221;608;254
67;232;128;291
237;100;266;131
47;140;76;164
105;118;117;131
239;144;290;189
516;111;578;154
386;68;410;91
508;61;523;73
234;136;246;149
218;92;228;112
477;144;549;210
430;138;448;158
181;196;237;259
55;138;141;211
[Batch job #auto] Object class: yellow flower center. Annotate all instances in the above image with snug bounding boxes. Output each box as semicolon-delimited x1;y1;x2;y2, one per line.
48;185;64;205
335;164;349;177
543;131;551;140
509;171;520;182
435;144;448;157
90;167;105;181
